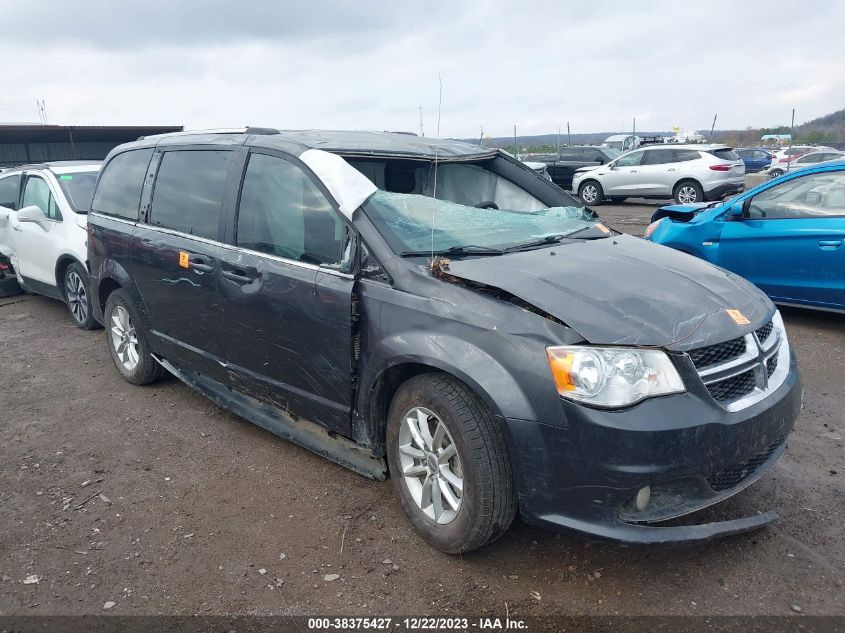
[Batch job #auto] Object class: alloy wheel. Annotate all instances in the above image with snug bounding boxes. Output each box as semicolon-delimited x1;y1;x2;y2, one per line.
109;305;140;371
398;407;464;525
65;270;88;324
677;186;698;204
581;184;598;203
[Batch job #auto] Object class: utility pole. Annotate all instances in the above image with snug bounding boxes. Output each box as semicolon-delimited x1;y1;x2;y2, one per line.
557;125;561;151
567;121;571;147
709;114;718;142
479;124;484;146
513;124;517;155
418;106;424;137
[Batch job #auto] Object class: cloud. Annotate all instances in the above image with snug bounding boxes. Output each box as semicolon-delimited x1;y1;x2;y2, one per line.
2;0;844;137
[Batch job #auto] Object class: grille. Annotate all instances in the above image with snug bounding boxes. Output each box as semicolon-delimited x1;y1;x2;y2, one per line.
706;434;786;492
705;369;756;402
756;321;774;343
688;337;747;370
766;354;778;377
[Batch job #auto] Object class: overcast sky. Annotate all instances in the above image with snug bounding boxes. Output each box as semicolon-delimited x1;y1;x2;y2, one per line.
2;0;843;138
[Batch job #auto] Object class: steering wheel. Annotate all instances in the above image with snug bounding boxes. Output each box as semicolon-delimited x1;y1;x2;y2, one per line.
474;201;499;209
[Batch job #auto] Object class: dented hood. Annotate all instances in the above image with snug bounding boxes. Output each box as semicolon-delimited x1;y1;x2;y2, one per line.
446;234;773;350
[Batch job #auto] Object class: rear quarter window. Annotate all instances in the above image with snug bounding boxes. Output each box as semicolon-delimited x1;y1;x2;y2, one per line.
675;150;701;162
708;148;740;161
92;149;154;220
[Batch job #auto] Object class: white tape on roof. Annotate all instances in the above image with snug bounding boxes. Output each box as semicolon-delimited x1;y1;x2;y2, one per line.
300;149;377;219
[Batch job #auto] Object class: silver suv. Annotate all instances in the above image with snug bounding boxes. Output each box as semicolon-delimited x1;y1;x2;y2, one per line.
572;144;745;205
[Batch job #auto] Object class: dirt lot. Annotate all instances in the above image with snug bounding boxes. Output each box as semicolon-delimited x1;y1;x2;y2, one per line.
1;199;843;618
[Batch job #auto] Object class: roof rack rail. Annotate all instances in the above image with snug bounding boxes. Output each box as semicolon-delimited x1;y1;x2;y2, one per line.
137;127;280;141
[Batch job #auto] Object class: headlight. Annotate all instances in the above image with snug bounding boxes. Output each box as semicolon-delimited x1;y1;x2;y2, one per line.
644;218;664;239
546;346;685;408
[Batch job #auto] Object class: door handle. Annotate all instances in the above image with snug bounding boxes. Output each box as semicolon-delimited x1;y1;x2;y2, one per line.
221;262;258;284
818;240;842;249
187;254;214;273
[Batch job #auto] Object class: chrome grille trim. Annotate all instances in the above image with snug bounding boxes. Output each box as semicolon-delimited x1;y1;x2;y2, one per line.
689;311;790;412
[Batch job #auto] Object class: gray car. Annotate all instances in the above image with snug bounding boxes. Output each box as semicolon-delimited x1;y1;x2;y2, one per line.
572;144;745;205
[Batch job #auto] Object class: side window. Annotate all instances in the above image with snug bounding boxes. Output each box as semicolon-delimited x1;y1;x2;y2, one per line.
92;149;154;220
149;150;231;240
0;174;21;210
582;149;604;162
643;149;676;165
755;151;770;160
615;150;644;167
236;153;344;266
675;149;701;162
558;148;582;161
22;176;61;220
747;171;845;219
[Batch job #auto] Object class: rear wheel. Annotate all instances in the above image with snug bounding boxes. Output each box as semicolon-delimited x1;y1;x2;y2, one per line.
578;181;604;205
386;373;516;553
64;262;99;330
104;289;164;385
673;180;703;204
769;169;784;179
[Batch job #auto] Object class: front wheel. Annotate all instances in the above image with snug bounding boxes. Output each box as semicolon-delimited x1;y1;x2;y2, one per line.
64;262;99;330
673;181;704;204
578;181;604;205
386;373;516;553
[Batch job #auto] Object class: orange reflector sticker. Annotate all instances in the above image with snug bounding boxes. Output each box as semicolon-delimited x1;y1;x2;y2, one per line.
726;309;750;325
595;222;610;234
179;251;189;269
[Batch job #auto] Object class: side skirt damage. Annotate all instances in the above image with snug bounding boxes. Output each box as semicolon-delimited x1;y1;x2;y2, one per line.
154;356;387;480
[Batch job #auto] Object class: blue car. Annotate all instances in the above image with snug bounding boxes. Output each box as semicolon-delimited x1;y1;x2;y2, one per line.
735;147;774;173
645;161;845;312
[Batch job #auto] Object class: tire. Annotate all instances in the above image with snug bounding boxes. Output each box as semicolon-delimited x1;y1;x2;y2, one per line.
63;262;100;330
609;196;627;203
386;373;517;553
769;169;783;179
104;288;164;385
578;180;604;205
673;180;704;205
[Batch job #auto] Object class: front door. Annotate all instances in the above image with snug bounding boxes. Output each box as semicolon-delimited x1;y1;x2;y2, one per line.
719;170;845;309
130;148;238;379
637;148;679;197
15;174;63;287
219;151;355;436
601;149;644;196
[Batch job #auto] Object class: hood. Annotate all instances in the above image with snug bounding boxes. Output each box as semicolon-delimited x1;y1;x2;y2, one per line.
446;234;773;350
574;165;599;174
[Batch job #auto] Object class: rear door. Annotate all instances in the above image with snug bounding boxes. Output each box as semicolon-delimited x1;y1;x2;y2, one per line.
0;172;21;260
130;147;240;379
718;170;845;309
218;150;355;436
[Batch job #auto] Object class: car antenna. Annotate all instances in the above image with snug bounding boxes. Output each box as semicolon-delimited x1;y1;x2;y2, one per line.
430;73;443;261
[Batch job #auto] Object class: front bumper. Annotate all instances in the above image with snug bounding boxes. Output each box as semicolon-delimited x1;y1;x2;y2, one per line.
504;350;802;545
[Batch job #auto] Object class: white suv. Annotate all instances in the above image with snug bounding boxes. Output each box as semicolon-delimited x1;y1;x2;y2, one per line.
0;161;101;328
572;144;745;205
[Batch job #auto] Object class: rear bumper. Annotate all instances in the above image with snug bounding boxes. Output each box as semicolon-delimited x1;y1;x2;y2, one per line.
504;350;802;545
704;181;744;200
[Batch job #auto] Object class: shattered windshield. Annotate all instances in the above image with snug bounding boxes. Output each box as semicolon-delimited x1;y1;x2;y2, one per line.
363;190;607;256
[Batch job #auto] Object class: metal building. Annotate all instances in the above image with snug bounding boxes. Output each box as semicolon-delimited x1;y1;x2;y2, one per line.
0;124;183;168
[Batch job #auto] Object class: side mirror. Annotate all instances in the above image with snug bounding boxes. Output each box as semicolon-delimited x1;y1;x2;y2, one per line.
17;205;50;231
727;200;746;219
607;162;616;170
596;158;605;165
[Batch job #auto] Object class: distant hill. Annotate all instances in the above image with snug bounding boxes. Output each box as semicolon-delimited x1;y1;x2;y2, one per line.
460;108;845;151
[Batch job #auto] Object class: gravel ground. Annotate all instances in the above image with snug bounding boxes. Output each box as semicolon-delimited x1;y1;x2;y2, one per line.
0;197;843;618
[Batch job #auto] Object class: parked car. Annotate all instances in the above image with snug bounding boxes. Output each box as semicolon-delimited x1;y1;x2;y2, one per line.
572;144;745;205
88;129;801;552
735;148;774;173
765;150;844;178
524;146;620;190
523;160;552;181
646;161;845;312
0;161;101;327
770;145;817;167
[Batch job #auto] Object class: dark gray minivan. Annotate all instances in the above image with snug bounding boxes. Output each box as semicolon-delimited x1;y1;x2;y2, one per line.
87;129;802;552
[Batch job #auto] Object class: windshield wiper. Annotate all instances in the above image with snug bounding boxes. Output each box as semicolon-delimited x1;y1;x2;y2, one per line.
504;234;568;252
399;244;506;258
